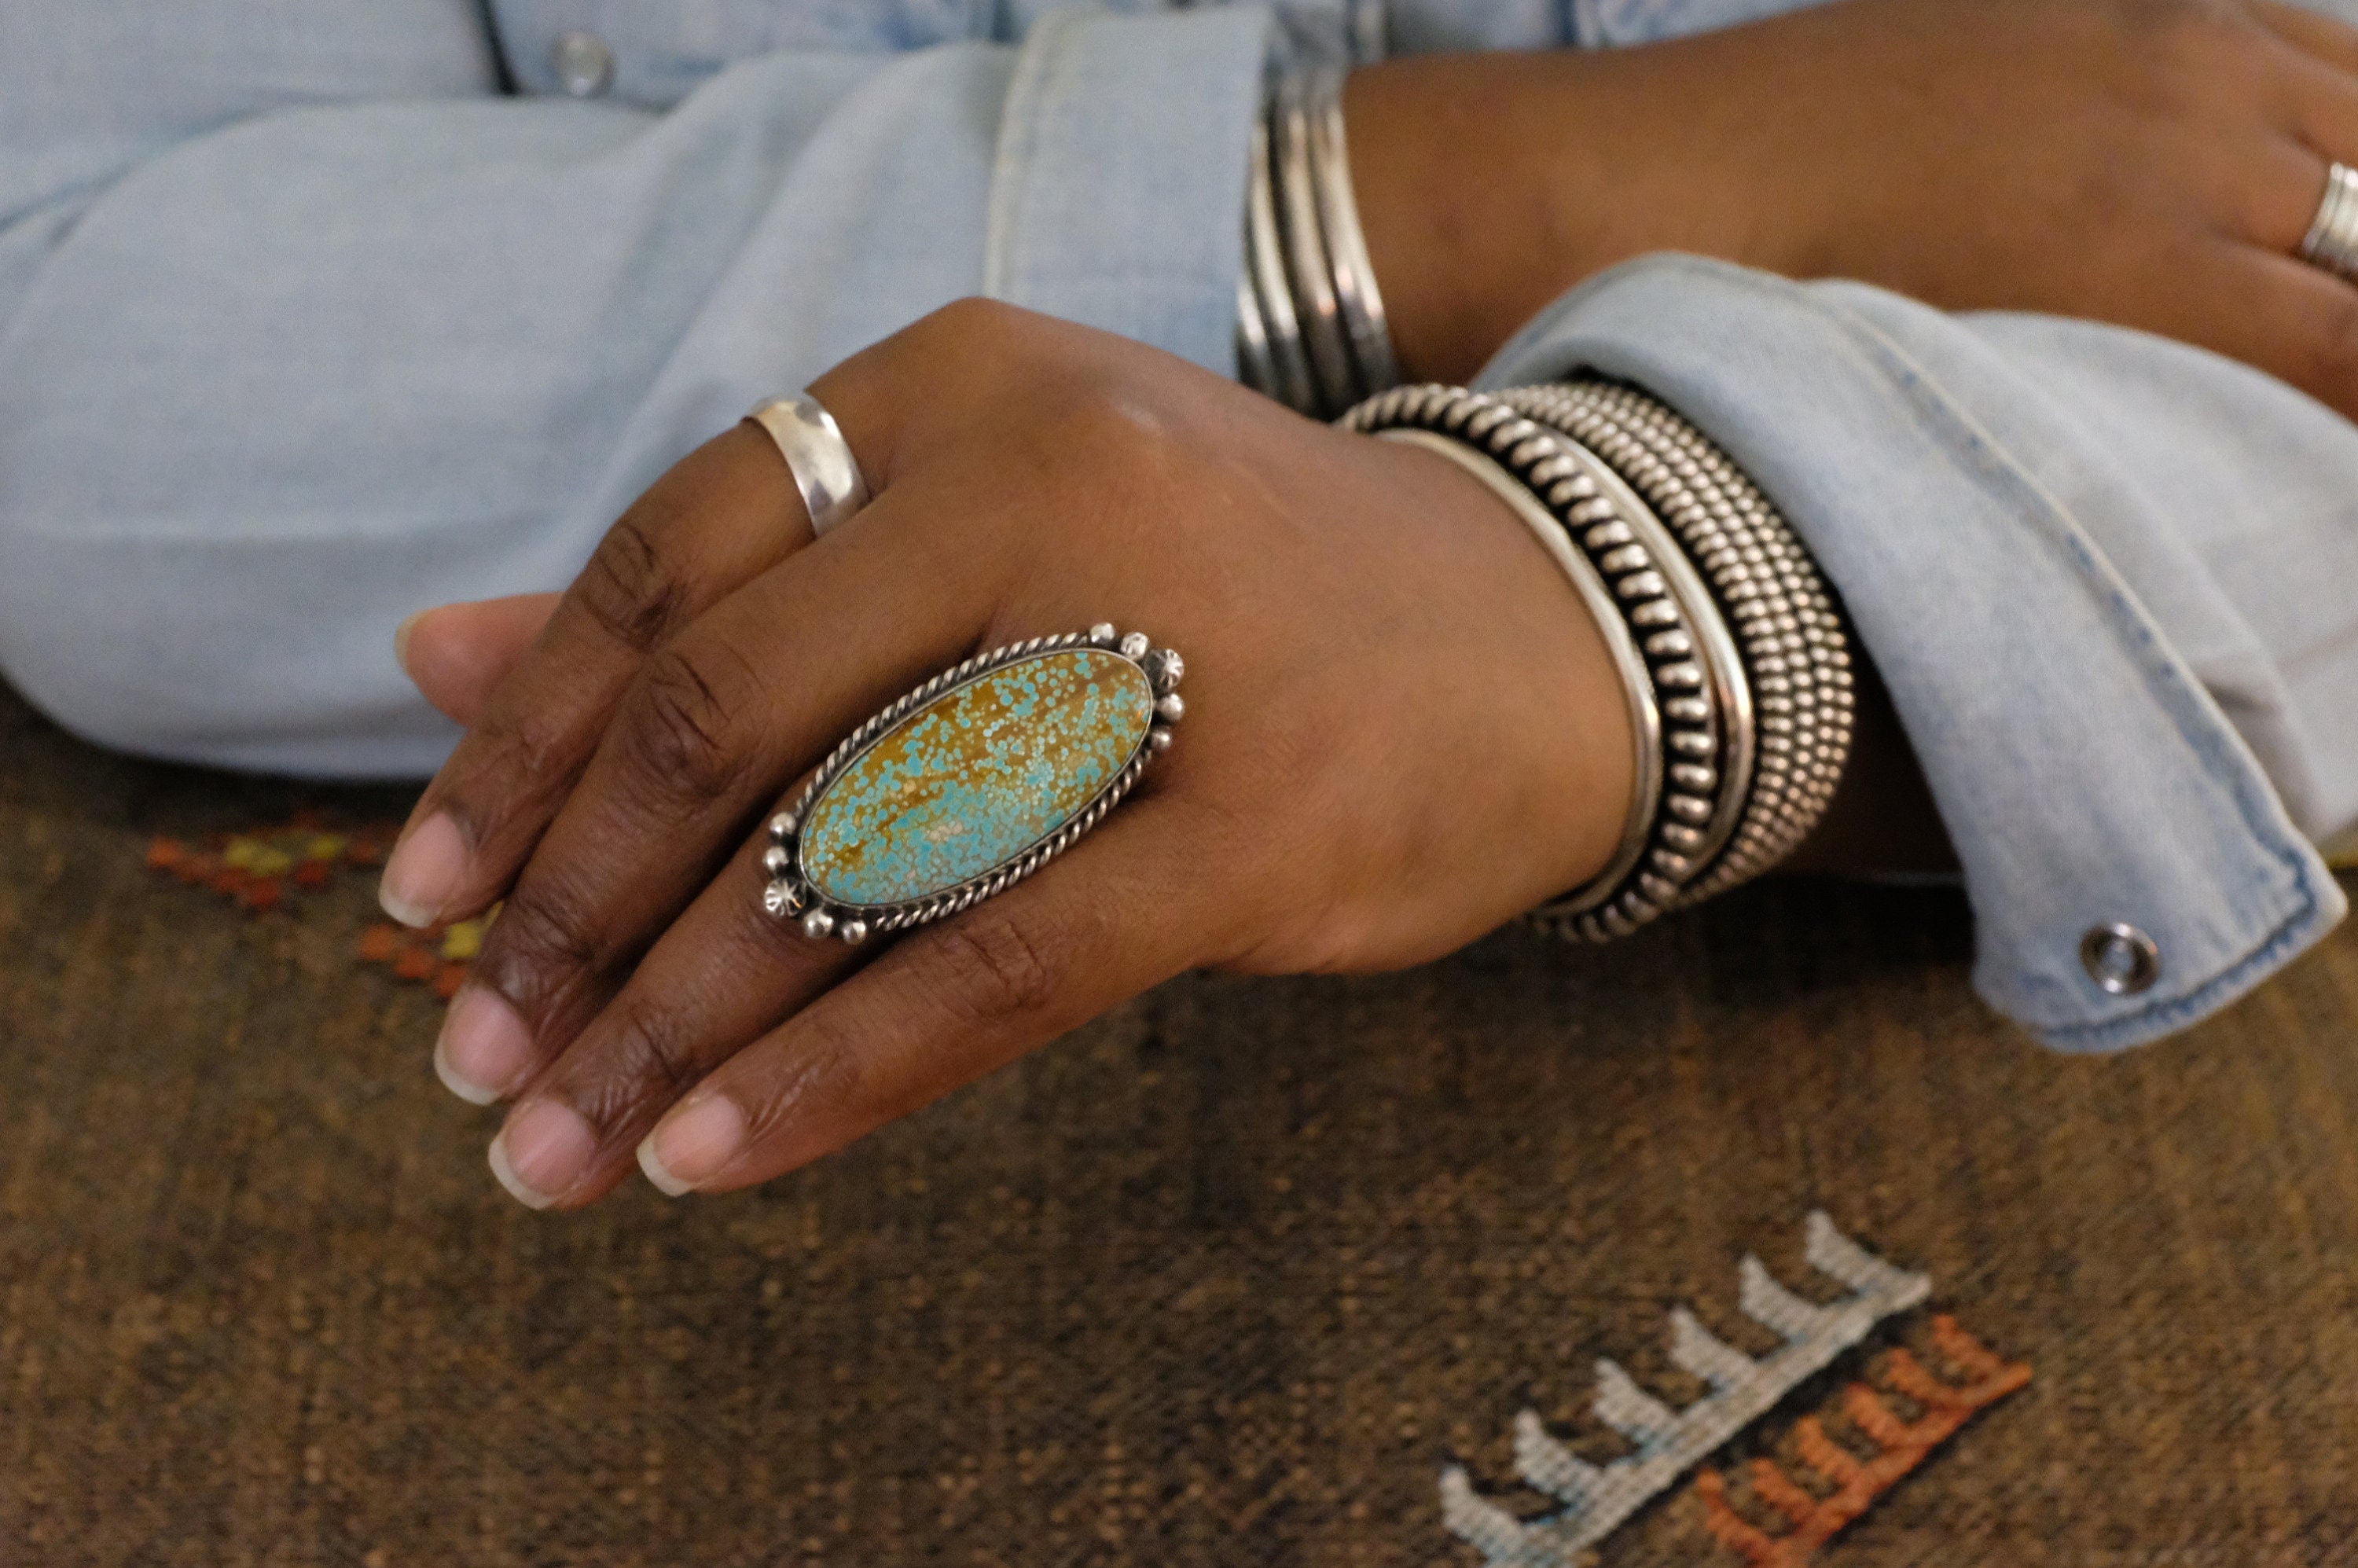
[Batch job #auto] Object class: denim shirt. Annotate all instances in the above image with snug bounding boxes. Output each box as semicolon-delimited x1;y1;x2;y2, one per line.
1;0;2352;1051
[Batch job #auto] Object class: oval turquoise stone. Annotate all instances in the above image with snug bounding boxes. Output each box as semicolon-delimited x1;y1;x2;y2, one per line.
800;648;1155;908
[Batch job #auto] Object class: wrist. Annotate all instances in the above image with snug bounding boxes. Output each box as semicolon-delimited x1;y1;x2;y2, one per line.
1343;380;1862;938
1369;434;1638;909
1342;52;1798;384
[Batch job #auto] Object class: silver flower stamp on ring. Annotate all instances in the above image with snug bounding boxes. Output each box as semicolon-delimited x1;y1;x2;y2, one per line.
760;624;1185;942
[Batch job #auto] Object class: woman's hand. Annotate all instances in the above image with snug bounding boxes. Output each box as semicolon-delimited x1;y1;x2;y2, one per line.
1351;0;2358;416
380;301;1640;1207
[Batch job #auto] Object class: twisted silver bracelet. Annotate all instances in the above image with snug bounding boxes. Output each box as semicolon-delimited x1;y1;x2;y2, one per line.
1341;379;1857;941
1237;64;1401;418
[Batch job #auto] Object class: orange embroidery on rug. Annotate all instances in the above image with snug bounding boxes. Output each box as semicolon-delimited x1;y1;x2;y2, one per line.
145;813;397;916
145;813;489;996
359;913;494;1001
1694;1316;2029;1567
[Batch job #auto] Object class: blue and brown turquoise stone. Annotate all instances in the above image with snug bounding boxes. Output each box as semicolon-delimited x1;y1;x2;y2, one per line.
799;648;1155;908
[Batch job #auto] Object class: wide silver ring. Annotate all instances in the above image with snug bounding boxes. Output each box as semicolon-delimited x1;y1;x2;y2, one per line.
758;625;1185;945
747;393;870;538
2301;163;2358;282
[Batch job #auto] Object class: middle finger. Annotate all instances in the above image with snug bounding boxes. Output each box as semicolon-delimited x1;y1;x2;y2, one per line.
481;821;860;1206
434;472;1002;1104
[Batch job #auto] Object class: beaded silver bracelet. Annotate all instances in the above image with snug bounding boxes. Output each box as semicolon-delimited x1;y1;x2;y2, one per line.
1237;65;1401;418
1341;379;1857;941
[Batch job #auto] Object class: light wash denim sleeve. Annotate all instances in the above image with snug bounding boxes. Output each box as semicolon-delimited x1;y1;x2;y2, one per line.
1483;256;2354;1052
0;5;1269;775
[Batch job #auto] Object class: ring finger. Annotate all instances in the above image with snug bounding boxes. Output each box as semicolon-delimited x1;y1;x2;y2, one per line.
481;816;864;1207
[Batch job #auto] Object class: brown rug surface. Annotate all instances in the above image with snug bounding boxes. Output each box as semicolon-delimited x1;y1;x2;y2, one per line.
3;678;2356;1567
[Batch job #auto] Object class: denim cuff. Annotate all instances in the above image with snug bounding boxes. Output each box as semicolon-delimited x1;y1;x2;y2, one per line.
984;4;1272;376
1482;254;2345;1052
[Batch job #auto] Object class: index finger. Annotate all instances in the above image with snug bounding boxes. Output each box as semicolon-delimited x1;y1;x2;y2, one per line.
376;420;818;929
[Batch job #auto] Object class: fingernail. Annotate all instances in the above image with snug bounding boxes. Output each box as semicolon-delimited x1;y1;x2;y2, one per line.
433;986;532;1105
380;810;465;928
393;611;424;678
487;1099;595;1210
637;1096;746;1197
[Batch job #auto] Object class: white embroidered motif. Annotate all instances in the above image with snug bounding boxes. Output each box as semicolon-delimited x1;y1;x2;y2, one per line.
1442;1211;1930;1566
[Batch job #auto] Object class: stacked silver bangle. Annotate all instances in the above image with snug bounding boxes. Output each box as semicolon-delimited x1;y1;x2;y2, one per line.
1237;65;1401;419
1342;379;1857;942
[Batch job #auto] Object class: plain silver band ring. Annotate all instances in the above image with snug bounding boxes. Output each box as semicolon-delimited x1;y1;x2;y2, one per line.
2301;163;2358;282
747;394;871;538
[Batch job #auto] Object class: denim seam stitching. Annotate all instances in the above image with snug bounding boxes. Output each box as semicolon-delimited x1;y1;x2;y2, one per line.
979;9;1078;305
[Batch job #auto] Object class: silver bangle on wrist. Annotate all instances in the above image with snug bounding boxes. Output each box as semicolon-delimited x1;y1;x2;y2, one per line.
1340;380;1857;941
1238;64;1401;418
1504;382;1856;911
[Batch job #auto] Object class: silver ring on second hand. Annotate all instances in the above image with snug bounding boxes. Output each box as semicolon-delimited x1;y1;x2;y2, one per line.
747;393;871;538
2301;163;2358;282
758;625;1187;945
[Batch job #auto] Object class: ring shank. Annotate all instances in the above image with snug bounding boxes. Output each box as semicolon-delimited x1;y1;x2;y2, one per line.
747;394;871;538
2301;163;2358;281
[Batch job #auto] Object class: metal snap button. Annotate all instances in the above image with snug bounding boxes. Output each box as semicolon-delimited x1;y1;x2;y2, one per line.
550;30;615;98
2080;923;2160;996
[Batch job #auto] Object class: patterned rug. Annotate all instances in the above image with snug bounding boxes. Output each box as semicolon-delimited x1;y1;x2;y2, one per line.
3;678;2356;1566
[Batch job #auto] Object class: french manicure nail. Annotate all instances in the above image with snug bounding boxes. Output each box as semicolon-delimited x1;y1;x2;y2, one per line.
380;810;465;928
487;1099;595;1210
433;986;532;1105
638;1096;746;1198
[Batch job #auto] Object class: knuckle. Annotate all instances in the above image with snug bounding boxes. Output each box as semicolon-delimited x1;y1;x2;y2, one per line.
602;991;707;1106
1045;384;1179;459
917;908;1065;1031
491;872;611;982
916;295;1029;349
456;706;578;814
751;1009;871;1130
576;513;689;656
621;641;761;813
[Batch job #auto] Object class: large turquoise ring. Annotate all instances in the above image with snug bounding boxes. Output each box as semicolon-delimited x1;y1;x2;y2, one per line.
760;625;1185;943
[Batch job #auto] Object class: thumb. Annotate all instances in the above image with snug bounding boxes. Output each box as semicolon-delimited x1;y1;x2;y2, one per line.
396;593;563;728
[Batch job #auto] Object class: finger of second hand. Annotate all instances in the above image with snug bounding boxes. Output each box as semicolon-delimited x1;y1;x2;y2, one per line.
483;829;859;1209
379;425;816;931
633;802;1225;1201
443;483;990;1109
